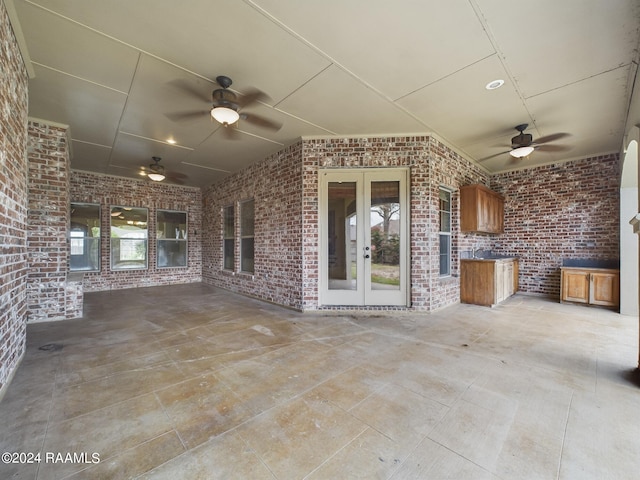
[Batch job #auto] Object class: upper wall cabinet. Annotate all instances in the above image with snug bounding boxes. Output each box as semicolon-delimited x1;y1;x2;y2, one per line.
460;184;504;234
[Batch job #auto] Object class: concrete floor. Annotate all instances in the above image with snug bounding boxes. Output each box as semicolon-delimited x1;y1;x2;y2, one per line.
0;283;638;479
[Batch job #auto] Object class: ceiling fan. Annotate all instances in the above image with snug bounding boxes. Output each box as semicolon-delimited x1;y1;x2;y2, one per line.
480;124;570;162
138;157;187;184
167;75;282;138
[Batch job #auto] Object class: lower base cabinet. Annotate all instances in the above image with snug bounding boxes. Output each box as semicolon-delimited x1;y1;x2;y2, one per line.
560;267;619;309
461;258;519;307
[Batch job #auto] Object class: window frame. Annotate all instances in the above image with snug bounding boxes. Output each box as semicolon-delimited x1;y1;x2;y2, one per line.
156;209;188;269
110;206;148;271
240;198;255;274
439;187;452;277
69;202;101;272
223;204;235;270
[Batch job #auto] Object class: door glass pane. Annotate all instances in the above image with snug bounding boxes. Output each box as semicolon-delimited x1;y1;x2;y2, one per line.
328;182;357;290
370;181;400;290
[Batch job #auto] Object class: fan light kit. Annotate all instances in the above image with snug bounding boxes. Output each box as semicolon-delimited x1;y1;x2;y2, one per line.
210;76;241;126
211;106;240;125
509;124;534;158
147;156;166;182
147;172;165;182
510;145;534;158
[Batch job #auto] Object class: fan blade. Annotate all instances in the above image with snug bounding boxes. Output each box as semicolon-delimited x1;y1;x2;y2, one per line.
237;88;270;107
165;174;186;185
167;79;210;103
242;112;282;131
535;144;571;153
165;110;210;122
477;150;511;162
534;132;570;144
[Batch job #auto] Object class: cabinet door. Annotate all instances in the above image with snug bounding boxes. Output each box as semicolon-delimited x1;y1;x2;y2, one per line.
494;262;505;303
504;262;514;299
477;189;491;232
494;195;504;233
561;270;590;303
590;272;619;307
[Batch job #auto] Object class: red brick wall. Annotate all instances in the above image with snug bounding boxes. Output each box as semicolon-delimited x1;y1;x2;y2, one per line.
70;171;202;291
0;2;29;394
301;136;490;311
27;121;73;322
490;154;620;297
202;143;304;309
203;135;489;311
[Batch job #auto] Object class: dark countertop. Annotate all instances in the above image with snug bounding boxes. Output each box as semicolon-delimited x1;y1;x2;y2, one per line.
461;256;518;262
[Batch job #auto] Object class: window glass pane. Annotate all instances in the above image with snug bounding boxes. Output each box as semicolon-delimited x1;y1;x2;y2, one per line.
224;205;234;238
241;238;254;273
241;200;255;237
157;210;187;239
240;200;255;273
440;211;450;233
157;240;187;268
223;206;234;270
439;189;451;233
224;239;234;269
70;203;100;272
439;187;452;276
439;234;450;276
110;207;148;270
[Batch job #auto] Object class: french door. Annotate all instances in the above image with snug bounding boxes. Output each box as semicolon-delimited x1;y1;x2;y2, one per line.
319;168;409;306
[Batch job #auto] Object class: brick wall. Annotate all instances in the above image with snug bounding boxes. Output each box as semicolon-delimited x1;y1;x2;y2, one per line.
491;154;620;297
203;135;489;311
301;136;490;311
202;143;304;309
0;1;29;395
27;121;73;322
70;171;202;291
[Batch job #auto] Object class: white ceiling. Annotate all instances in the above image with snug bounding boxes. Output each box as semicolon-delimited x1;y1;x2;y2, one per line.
8;0;640;187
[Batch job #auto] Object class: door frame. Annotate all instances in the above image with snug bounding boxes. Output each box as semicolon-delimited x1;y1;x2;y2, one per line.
318;167;410;307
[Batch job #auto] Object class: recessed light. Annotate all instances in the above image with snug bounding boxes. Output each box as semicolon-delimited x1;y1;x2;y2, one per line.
166;138;176;144
485;79;504;90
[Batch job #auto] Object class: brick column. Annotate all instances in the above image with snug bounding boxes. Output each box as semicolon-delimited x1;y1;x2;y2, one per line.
27;121;74;322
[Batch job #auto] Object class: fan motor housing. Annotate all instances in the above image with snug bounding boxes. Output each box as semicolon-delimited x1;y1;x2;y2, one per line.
212;88;238;110
511;132;533;147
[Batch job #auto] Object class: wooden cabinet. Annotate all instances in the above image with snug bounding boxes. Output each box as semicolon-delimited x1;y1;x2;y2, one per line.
460;184;504;234
560;267;619;309
461;258;518;307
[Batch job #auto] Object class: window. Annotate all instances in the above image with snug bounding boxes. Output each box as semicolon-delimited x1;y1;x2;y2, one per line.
240;199;255;273
439;188;451;276
110;207;148;270
223;205;234;270
69;203;100;272
157;210;187;268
